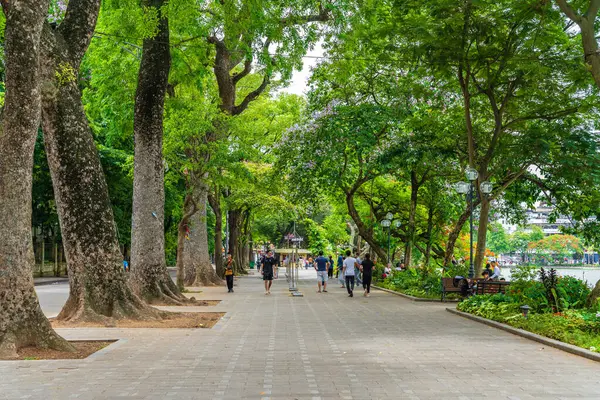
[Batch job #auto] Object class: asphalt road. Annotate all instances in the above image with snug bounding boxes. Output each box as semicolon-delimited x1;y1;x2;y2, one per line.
35;268;179;318
36;283;69;318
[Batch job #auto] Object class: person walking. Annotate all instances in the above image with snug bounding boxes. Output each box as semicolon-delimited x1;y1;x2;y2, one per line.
355;252;362;286
360;253;374;297
337;253;345;288
225;253;235;293
314;251;330;293
328;255;334;279
342;250;357;297
261;250;277;295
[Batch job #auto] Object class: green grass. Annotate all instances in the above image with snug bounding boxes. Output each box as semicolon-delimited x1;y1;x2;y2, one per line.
457;296;600;354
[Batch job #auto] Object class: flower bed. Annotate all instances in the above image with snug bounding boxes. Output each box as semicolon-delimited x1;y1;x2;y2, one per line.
457;266;600;354
375;265;462;300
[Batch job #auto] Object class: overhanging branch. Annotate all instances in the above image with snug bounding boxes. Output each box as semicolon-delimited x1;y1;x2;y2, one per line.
231;74;270;115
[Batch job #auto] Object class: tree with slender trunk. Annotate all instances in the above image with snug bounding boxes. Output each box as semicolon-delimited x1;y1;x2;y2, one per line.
183;180;221;286
39;0;159;322
554;0;600;307
207;187;225;278
180;2;333;286
555;1;600;88
129;0;186;304
0;0;74;358
176;194;198;290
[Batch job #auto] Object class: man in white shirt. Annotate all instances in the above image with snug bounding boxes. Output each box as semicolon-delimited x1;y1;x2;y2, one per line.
342;250;357;297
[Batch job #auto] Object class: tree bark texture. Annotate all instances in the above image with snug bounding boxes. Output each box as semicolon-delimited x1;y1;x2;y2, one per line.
555;0;600;88
473;196;491;278
0;0;74;358
443;206;472;268
39;10;157;322
176;194;197;290
345;192;387;263
183;182;221;286
129;0;183;304
228;209;245;275
207;189;224;278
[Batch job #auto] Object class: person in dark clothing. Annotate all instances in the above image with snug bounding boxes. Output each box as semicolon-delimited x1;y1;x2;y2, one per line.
328;255;334;279
360;253;374;297
337;253;345;287
261;250;277;295
483;263;493;280
225;253;234;292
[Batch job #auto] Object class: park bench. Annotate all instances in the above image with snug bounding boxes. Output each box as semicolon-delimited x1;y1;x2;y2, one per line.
441;277;464;302
474;280;511;295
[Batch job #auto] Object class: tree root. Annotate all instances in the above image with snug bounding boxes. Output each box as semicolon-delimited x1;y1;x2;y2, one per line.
0;316;75;359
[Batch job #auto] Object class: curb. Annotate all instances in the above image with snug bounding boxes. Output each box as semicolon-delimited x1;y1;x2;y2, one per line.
446;307;600;363
34;278;68;287
372;285;459;303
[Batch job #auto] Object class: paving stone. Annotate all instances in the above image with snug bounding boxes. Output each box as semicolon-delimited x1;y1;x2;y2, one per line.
2;270;600;399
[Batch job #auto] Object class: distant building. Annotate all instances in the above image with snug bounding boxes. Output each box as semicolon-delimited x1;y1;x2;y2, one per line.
502;203;573;236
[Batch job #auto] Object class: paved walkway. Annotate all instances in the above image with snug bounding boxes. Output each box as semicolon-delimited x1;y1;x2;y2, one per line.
3;270;600;400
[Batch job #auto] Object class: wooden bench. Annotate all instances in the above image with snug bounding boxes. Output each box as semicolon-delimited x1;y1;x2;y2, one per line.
474;280;511;295
441;277;464;302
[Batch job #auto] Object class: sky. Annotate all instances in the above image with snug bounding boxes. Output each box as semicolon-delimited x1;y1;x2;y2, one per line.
279;42;323;96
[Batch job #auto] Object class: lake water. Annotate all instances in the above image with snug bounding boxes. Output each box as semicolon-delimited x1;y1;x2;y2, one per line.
502;267;600;287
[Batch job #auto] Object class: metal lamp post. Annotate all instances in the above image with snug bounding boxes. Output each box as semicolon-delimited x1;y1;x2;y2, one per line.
455;168;493;279
381;218;391;264
393;220;401;264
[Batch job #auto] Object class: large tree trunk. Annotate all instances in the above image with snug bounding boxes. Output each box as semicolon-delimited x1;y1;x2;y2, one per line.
207;189;224;278
473;196;491;278
587;280;600;307
129;0;183;304
39;11;157;322
183;182;221;286
228;209;245;275
0;0;74;358
345;192;387;263
176;194;197;290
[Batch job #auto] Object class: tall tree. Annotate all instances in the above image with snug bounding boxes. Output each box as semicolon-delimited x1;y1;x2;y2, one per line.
179;0;338;285
40;0;157;321
0;0;73;357
129;0;184;304
277;103;407;262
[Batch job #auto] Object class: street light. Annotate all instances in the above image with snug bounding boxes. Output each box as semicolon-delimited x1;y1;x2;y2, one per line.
381;218;391;265
381;217;401;266
455;168;493;279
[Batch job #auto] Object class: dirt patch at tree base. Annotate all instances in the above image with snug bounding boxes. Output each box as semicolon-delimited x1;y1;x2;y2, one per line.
51;312;225;329
11;341;115;360
150;300;221;307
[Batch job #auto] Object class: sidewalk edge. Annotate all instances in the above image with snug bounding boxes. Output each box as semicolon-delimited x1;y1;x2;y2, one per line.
446;307;600;363
372;285;458;303
34;278;68;287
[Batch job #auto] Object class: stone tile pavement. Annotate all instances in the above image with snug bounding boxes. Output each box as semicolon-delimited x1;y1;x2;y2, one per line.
2;269;600;399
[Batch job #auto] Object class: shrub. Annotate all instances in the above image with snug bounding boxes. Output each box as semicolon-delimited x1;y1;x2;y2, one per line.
556;276;590;310
381;266;442;296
